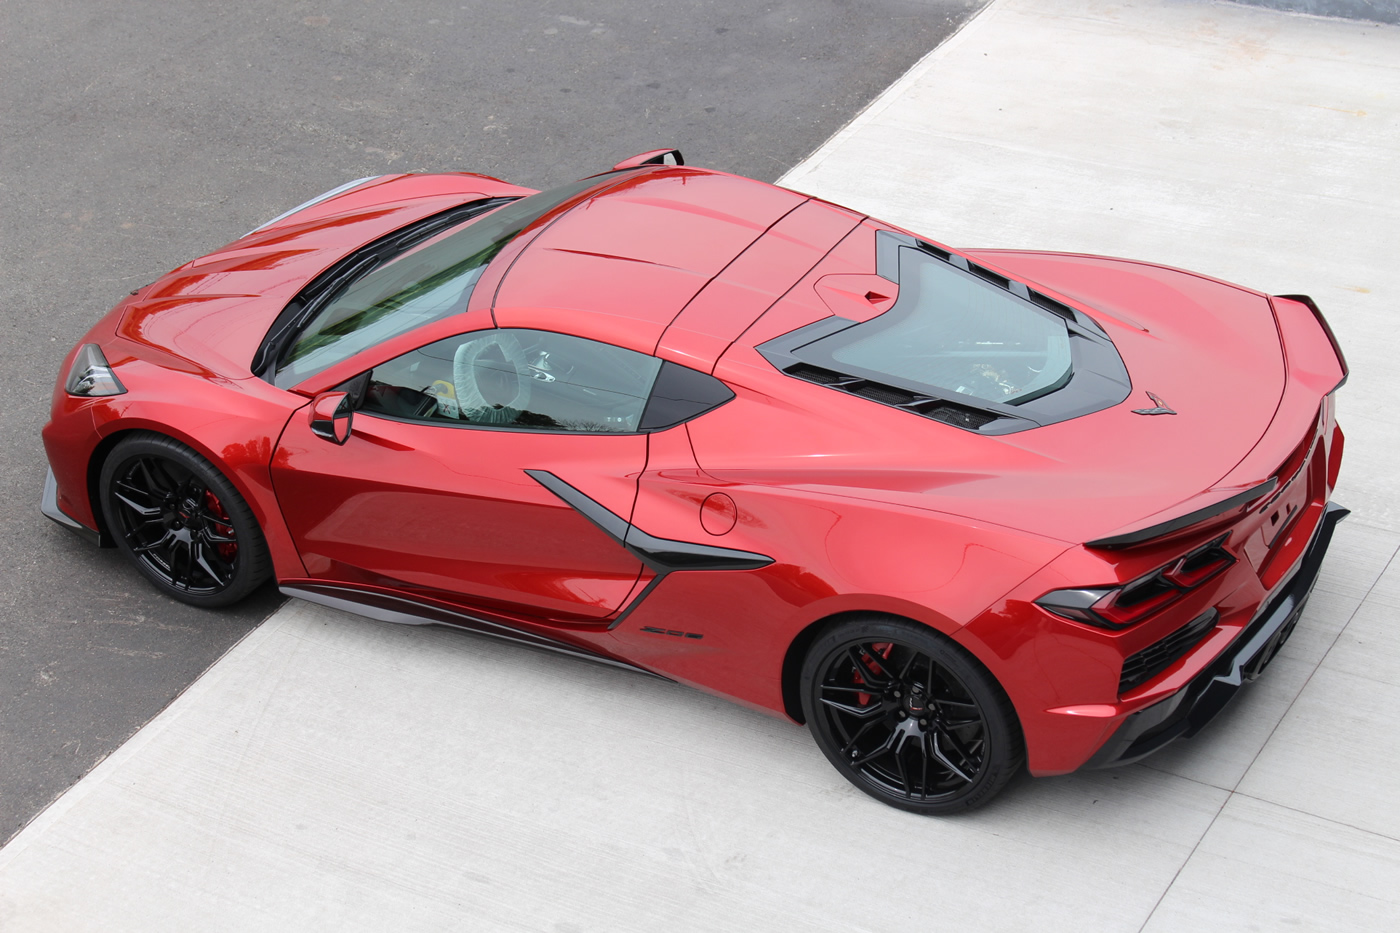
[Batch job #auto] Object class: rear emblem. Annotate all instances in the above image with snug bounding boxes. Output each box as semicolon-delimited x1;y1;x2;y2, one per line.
1133;392;1177;416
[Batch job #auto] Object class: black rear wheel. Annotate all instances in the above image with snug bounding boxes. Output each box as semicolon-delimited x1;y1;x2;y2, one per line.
100;433;271;607
800;616;1024;814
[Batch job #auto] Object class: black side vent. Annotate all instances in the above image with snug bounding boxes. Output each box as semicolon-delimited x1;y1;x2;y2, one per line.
1119;610;1218;694
969;263;1010;289
1029;290;1077;323
851;383;919;406
784;363;846;385
924;405;998;430
918;240;952;262
782;364;1001;431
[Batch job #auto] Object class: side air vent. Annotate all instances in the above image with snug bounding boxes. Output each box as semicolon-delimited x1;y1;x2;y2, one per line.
918;240;952;262
1119;610;1218;693
924;405;998;430
782;363;1002;431
851;383;919;406
784;363;846;385
969;263;1010;289
1028;290;1077;322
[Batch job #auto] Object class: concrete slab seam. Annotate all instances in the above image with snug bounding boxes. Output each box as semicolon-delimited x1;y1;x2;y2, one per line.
777;0;1005;189
1229;542;1400;779
1134;542;1400;926
0;608;290;867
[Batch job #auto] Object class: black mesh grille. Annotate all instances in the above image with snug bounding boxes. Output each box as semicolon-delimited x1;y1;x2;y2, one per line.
782;364;1001;431
1119;610;1218;694
925;405;997;429
851;383;918;405
784;363;845;385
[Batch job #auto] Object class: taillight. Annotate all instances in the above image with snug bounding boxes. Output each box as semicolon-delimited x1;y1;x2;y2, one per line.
1036;535;1234;630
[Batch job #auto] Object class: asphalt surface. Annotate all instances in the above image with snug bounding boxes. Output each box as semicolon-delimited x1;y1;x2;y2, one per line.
0;0;985;846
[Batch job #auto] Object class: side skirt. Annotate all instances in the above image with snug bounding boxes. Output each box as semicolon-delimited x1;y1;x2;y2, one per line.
280;582;669;680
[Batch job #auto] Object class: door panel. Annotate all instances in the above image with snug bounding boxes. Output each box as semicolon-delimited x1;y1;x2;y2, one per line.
272;410;648;621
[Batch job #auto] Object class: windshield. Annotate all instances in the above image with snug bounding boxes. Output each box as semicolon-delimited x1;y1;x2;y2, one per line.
273;175;611;388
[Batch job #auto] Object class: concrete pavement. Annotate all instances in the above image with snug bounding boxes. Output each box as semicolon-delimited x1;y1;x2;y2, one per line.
3;2;1398;930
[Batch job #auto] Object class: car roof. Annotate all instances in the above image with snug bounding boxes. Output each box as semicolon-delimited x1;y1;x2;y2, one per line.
492;167;862;366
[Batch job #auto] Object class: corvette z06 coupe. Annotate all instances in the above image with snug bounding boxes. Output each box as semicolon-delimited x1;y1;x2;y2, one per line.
42;149;1348;813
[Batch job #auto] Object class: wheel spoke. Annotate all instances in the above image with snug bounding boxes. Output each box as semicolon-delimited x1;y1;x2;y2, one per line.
926;731;973;784
894;748;912;798
139;458;176;495
851;729;899;767
132;531;176;555
848;646;893;688
172;539;194;590
115;480;161;507
897;647;921;681
113;490;161;518
193;541;229;585
819;695;885;719
839;718;881;756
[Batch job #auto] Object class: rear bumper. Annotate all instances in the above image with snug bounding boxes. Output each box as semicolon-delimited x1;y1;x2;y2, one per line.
1083;501;1347;769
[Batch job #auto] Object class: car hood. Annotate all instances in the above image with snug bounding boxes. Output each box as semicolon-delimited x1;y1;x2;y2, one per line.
115;174;530;379
700;249;1290;547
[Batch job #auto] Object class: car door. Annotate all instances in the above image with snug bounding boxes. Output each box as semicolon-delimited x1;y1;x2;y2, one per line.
271;327;658;622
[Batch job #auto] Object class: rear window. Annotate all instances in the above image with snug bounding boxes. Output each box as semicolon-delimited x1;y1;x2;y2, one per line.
757;232;1130;433
826;249;1072;406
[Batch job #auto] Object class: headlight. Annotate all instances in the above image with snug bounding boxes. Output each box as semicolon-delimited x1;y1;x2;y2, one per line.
64;344;127;397
245;175;384;236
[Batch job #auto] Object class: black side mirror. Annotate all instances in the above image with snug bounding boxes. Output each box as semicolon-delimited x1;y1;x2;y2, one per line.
309;391;353;445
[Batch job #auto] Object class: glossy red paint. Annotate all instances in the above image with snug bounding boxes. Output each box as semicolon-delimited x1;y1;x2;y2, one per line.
271;405;649;620
42;161;1348;800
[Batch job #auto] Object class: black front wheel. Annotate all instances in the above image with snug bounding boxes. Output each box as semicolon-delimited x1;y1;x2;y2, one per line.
100;433;271;607
800;616;1024;814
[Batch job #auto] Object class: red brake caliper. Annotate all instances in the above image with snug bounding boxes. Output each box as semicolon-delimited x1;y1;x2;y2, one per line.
853;642;895;708
203;490;238;561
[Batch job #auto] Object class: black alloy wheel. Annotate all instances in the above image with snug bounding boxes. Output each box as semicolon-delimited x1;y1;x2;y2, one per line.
800;616;1024;814
100;433;271;608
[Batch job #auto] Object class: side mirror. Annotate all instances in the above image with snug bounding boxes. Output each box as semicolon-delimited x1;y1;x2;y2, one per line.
611;149;685;171
309;391;353;445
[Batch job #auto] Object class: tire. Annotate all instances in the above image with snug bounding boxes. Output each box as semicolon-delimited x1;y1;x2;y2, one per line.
99;432;272;608
799;615;1025;815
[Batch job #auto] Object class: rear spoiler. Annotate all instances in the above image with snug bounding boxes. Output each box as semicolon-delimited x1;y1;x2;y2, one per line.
1276;294;1348;392
1086;478;1278;549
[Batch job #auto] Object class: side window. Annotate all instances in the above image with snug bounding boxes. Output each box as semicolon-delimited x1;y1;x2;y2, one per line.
361;329;663;433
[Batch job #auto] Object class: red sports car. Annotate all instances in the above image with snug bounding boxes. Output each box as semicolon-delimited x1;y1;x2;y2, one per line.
42;150;1348;813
